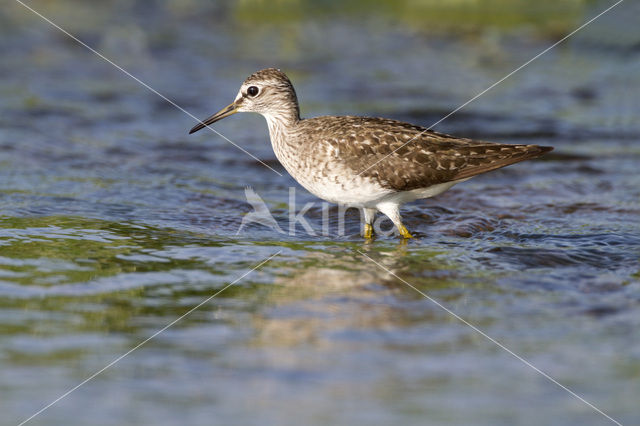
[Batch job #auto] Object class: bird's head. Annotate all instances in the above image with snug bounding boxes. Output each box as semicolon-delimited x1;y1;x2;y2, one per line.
189;68;300;134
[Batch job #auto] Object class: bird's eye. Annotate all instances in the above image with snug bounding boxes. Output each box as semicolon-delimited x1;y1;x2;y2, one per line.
247;86;259;97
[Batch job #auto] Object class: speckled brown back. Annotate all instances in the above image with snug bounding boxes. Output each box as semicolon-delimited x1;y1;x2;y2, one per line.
297;116;553;191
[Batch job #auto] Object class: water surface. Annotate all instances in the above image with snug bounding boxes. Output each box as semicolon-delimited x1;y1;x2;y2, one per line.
1;1;639;425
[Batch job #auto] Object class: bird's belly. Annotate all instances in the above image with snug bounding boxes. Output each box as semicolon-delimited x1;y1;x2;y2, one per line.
288;168;468;208
293;171;392;207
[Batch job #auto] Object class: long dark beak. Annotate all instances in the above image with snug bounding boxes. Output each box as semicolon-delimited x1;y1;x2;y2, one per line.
189;101;239;134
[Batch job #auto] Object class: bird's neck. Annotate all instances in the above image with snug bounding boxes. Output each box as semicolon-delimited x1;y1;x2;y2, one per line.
262;110;303;177
263;111;300;149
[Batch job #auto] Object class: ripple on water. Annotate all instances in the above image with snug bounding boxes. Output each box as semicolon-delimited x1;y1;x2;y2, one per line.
0;216;286;299
0;269;224;299
484;245;630;269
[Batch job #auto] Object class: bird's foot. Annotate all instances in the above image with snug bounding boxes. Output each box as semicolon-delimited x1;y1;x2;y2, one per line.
397;224;413;239
363;223;374;239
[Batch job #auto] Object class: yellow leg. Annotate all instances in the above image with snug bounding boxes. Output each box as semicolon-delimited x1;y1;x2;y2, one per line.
364;223;374;239
375;203;412;239
362;208;376;240
397;223;413;239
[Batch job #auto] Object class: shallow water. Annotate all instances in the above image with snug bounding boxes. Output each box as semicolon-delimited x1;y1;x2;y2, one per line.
1;1;639;425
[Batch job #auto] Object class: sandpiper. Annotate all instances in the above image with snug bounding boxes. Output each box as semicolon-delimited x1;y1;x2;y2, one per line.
189;68;552;239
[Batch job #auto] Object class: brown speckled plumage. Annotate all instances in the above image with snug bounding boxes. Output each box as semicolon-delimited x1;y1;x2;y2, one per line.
295;115;552;191
190;68;553;238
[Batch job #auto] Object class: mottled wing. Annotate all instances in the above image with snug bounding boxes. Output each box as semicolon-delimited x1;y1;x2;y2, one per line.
312;117;552;191
443;143;553;181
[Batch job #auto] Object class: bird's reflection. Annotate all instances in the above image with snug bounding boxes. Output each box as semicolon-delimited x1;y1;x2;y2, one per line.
248;241;459;348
